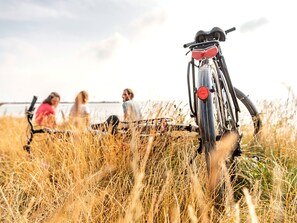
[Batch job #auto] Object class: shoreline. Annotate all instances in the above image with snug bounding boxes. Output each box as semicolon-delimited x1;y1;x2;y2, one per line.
0;101;121;106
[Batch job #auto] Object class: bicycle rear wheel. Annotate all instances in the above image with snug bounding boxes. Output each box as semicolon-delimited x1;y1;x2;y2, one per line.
196;64;216;167
196;62;238;208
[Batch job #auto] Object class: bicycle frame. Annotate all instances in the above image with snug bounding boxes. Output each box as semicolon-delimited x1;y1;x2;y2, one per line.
184;27;245;207
187;39;240;130
23;97;200;157
24;96;71;157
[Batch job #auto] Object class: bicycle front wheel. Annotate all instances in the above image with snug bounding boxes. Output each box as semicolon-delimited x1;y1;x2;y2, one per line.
234;87;261;136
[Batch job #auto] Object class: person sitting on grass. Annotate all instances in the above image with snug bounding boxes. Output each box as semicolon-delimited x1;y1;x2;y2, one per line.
35;92;60;128
91;88;142;134
122;88;142;122
69;90;90;129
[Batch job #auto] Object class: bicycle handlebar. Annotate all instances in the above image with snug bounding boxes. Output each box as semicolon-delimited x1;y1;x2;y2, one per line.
183;27;236;48
28;96;38;113
225;27;236;34
183;41;195;48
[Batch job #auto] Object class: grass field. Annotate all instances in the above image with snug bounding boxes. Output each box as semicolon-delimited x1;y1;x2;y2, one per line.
1;98;297;222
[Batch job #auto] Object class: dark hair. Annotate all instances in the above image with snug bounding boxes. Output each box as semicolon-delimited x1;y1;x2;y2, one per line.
42;92;61;105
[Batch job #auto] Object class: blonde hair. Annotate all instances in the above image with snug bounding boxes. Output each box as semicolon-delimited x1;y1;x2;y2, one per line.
69;90;90;128
73;91;89;116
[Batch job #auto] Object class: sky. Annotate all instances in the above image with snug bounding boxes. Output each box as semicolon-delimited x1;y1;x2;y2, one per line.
0;0;296;103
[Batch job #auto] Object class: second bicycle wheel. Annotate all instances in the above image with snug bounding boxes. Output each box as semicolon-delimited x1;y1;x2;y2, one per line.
234;87;261;138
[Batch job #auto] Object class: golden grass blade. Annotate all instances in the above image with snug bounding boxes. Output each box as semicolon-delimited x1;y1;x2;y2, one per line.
243;187;259;223
208;132;238;202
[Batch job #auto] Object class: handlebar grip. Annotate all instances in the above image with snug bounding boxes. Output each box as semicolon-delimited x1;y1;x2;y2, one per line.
225;27;236;34
183;41;195;48
28;96;38;112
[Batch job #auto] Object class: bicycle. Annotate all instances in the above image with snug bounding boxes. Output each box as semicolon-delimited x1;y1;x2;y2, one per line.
23;96;71;158
183;27;261;207
23;96;198;157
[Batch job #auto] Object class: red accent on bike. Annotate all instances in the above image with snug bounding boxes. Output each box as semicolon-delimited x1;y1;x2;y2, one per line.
192;46;218;60
197;86;209;100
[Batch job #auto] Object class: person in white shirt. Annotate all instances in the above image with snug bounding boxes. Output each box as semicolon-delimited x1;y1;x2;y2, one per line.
122;88;142;122
91;88;142;134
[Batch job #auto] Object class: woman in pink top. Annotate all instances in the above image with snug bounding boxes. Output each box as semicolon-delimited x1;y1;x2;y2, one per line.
35;92;60;128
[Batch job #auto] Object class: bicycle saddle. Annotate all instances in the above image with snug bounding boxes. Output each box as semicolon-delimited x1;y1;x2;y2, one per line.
194;27;226;43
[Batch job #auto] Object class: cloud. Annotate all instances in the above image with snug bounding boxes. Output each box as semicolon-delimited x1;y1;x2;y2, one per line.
240;17;269;33
78;32;128;61
0;37;37;53
95;33;128;60
128;8;167;37
133;8;167;28
0;1;74;21
79;7;167;62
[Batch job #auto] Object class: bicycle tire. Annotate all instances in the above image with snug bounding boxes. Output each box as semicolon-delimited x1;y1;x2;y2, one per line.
197;64;216;158
197;62;238;207
196;63;220;188
234;87;261;136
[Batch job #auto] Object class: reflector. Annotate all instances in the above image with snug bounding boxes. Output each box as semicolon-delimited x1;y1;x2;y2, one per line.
192;46;218;60
197;86;209;100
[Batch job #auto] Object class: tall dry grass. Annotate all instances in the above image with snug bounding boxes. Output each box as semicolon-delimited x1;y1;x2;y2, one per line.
1;97;297;222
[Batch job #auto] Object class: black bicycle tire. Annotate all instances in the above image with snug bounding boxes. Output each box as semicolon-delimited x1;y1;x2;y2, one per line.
234;87;261;136
196;65;216;174
198;63;237;207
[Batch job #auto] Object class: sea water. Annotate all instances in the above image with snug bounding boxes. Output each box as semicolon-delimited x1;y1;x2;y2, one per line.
0;102;123;124
0;100;193;124
0;100;258;128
